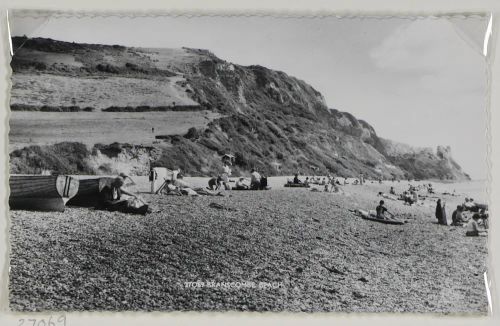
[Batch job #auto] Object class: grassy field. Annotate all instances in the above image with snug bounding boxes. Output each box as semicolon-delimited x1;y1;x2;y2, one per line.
9;110;221;150
11;73;197;109
9;180;488;312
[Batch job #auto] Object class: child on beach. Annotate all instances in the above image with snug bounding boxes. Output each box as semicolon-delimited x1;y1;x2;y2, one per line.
208;176;222;191
465;214;487;237
376;200;395;220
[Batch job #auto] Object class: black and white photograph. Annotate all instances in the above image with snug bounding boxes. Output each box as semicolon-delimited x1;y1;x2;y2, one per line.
6;11;492;313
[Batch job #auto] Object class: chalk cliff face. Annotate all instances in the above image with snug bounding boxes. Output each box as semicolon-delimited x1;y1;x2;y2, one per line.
9;37;470;180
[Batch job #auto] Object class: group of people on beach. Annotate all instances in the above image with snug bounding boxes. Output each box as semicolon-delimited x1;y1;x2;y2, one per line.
372;182;489;236
435;197;489;236
98;166;490;238
287;173;344;193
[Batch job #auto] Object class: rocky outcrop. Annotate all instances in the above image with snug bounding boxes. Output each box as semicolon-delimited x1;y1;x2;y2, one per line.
10;37;469;179
381;139;470;181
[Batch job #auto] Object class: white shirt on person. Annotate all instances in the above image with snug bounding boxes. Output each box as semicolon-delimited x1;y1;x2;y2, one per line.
251;171;261;183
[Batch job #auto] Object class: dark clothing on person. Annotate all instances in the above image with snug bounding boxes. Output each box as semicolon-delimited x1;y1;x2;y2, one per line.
260;177;268;190
451;210;458;225
97;185;148;215
208;177;221;190
435;200;447;225
293;176;301;184
451;209;466;226
98;185;122;205
376;204;388;219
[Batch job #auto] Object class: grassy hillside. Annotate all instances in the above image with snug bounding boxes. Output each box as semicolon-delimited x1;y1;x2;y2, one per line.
9;37;470;180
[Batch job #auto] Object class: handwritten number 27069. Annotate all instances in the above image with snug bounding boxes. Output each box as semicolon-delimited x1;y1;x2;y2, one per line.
18;316;66;326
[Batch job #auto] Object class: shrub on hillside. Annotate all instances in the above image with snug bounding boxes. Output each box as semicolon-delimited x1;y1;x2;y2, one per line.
9;142;93;174
234;152;248;168
184;127;200;140
93;143;124;158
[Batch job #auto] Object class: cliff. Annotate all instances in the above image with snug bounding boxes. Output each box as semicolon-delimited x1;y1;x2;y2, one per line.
9;37;469;180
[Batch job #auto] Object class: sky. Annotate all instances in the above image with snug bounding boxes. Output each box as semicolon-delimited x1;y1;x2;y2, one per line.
10;14;490;179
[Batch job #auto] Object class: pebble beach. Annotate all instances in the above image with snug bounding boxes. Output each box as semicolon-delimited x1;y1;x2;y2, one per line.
9;177;489;313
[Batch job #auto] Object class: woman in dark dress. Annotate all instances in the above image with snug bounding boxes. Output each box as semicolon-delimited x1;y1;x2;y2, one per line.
435;199;447;225
98;177;149;215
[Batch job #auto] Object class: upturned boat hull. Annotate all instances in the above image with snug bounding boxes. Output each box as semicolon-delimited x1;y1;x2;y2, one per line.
9;175;79;212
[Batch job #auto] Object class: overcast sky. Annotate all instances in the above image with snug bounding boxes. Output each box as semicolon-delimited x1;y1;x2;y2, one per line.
10;14;489;179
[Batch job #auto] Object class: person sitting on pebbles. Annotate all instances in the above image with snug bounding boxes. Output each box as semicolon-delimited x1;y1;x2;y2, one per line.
235;177;250;190
465;214;487;237
162;180;183;196
451;205;468;226
207;176;222;191
250;169;262;190
376;200;396;220
97;176;150;215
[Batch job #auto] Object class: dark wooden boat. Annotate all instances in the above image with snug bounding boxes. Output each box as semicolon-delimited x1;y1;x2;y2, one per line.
284;183;310;188
67;177;115;207
9;175;79;212
232;187;272;191
361;215;405;225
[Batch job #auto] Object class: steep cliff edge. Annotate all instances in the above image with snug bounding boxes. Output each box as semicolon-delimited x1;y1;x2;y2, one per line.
381;139;470;181
9;37;469;180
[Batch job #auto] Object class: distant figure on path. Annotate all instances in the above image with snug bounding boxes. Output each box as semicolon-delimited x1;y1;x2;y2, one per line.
152;127;155;133
435;199;447;225
389;186;396;195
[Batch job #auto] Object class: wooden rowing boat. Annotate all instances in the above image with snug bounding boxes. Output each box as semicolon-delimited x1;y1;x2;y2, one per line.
9;175;79;212
67;177;115;207
361;215;405;225
284;183;310;188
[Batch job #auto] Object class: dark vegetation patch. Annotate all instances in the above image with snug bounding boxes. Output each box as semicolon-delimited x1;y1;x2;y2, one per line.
11;104;94;112
10;142;94;175
103;105;202;112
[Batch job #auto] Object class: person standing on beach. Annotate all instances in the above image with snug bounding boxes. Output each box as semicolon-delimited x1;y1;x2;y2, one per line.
221;162;232;190
435;199;447;225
